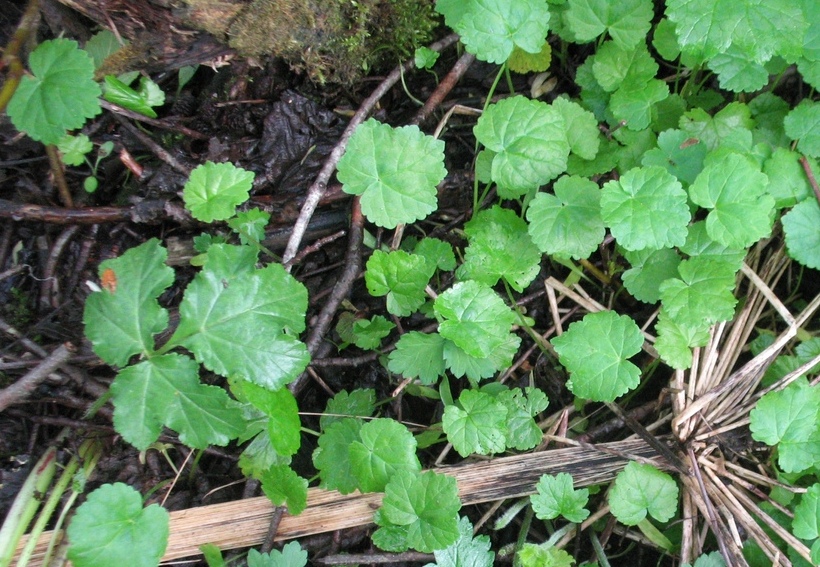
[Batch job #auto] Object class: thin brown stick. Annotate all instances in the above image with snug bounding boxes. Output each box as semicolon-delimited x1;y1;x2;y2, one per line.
111;113;192;175
281;33;460;265
45;144;73;208
100;99;210;140
315;551;433;565
410;51;475;126
799;155;820;204
0;343;75;411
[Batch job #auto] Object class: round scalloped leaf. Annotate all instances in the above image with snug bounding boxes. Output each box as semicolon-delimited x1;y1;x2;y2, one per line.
784;101;820;158
337;119;446;228
552;98;600;160
609;462;679;525
455;0;550;64
564;0;653;49
592;41;658;93
8;39;101;145
474;96;570;195
550;311;644;402
508;42;552;73
601;166;690;251
67;483;169;567
783;198;820;269
707;45;770;93
183;162;255;222
609;79;669;131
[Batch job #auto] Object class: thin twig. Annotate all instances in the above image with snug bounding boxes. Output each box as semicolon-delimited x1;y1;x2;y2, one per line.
111;113;192;175
45;145;73;208
0;343;75;411
281;33;460;265
259;507;285;554
100;99;210;140
799;155;820;204
410;51;475;126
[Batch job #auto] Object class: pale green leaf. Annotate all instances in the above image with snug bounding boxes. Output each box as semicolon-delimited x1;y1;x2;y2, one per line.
228;208;270;245
313;418;363;494
552;97;601;160
239;382;301;457
783;198;820;269
784;100;820;158
707;45;770;92
414;237;457;272
793;484;820;540
622;247;682;304
592;41;658;92
679;221;746;269
763;148;815;208
654;311;711;370
526;175;605;260
183;162;255;223
641;129;707;186
415;47;440;69
423;516;494;567
337;119;446;228
350;418;421;492
57;134;93;166
518;544;575;567
67;483;168;567
658;256;738;329
609;461;679;525
388;332;447;385
443;389;508;457
321;388;376;430
442;334;521;386
247;542;307;567
259;464;308;515
679;103;754;152
352;315;395;350
508;43;553;74
496;386;549;451
365;249;431;316
565;0;653;49
455;0;551;64
609;79;669;131
531;472;590;523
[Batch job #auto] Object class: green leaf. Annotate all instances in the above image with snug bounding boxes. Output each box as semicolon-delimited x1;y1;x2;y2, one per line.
200;543;225;567
247;542;307;567
238;430;289;479
435;281;517;359
652;18;682;62
531;472;590;523
609;79;669;131
665;0;807;63
622;248;682;304
496;386;549;451
414;237;457;272
183;162;255;222
749;378;820;473
763;148;815;208
678;222;746;269
527;175;605;260
783;198;820;269
443;389;509;457
259;464;308;515
457;205;542;292
518;544;575;567
228;208;270;245
564;0;653;49
58;134;93;166
452;0;551;65
552;97;600;160
239;382;301;457
654;312;711;370
508;43;553;74
592;41;658;93
793;484;820;540
679;103;754;152
83;239;174;367
415;47;440;69
349;418;421;493
337;119;446;228
313;418;363;494
601;166;690;251
641;129;707;186
352;315;395;350
658;256;738;329
170;259;309;390
7;39;101;145
474;96;570;195
111;354;244;450
609;461;679;525
550;310;644;402
103;75;163;118
442;335;521;386
378;470;461;553
688;153;774;249
85;30;126;70
365;250;431;316
67;483;168;567
321;388;376;430
423;516;494;567
388;332;447;384
707;45;770;93
784;101;820;158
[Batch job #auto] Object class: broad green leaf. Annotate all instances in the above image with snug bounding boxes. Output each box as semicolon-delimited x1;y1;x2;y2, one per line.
452;0;551;64
749;378;820;473
85;29;125;70
83;239;174;367
622;247;682;304
518;544;575;567
531;472;590;523
797;0;820;89
654;311;711;370
57;133;93;166
508;43;553;74
784;101;820;158
103;75;161;118
527;175;605;260
793;484;820;540
457;205;542;292
247;542;307;567
783;198;820;269
496;386;549;451
365;250;431;316
442;334;521;386
415;47;440;69
388;332;447;385
183;162;255;222
688;153;774;249
652;94;688;133
238;382;301;457
443;389;509;457
337;119;446;228
238;430;289;479
111;354;244;450
564;0;653;49
641;129;707;186
749;93;790;146
665;0;807;63
614;128;658;172
474;96;570;195
658;256;738;329
550;311;644;402
435;281;517;359
576;56;611;121
652;18;682;62
320;388;376;430
679;103;754;152
372;510;412;552
414;237;457;272
592;41;658;92
379;470;461;553
679;222;746;269
609;79;669;131
349;418;421;493
609;461;679;525
259;464;308;515
170;262;310;389
8;39;101;145
423;516;494;567
707;45;770;92
763;148;815;208
67;483;168;567
552;97;600;160
313;418;363;494
687;552;726;567
227;208;270;245
352;315;395;350
601;166;690;251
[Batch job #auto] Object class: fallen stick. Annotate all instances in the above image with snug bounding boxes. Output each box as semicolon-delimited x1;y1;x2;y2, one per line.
14;438;664;565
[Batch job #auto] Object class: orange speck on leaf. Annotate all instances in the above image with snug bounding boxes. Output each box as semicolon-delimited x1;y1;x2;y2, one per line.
101;268;117;293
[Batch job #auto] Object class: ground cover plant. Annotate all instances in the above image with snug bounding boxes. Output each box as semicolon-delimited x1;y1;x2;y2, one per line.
1;0;820;565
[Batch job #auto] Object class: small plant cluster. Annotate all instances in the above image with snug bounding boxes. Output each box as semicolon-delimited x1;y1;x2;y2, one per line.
4;0;820;565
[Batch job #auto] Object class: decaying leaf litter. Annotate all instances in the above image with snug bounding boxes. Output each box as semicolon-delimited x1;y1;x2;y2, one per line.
2;0;820;566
